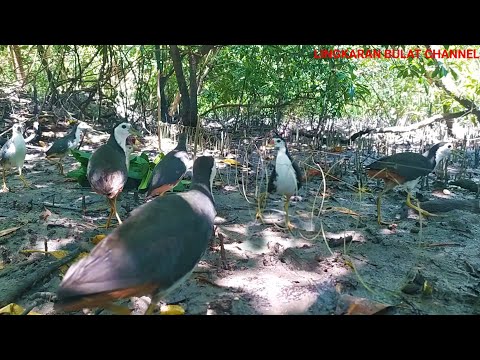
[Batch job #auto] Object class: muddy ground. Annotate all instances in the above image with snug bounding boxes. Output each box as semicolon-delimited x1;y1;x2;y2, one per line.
1;133;480;315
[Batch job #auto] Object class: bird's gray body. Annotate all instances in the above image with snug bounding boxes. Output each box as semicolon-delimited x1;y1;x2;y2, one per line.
0;124;26;172
366;142;453;192
46;124;80;157
55;156;217;311
87;124;129;198
367;152;435;180
268;137;302;196
147;133;189;198
57;186;215;301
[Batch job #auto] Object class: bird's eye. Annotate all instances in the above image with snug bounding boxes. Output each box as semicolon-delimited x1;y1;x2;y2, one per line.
448;145;452;148
122;125;126;129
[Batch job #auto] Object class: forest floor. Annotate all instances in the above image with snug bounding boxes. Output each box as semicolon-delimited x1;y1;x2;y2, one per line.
1;129;480;315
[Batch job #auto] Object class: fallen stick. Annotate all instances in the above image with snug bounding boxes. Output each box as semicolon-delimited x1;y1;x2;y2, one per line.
43;202;82;211
418;199;480;214
0;257;41;278
450;179;479;193
423;242;464;248
0;249;81;308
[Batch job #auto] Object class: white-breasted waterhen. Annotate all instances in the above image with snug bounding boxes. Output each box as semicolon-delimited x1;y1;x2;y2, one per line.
0;123;29;192
365;141;453;224
257;135;303;230
46;121;91;175
55;155;217;315
146;132;189;199
87;122;140;229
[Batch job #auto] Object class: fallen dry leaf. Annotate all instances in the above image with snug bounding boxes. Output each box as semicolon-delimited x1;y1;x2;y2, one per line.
331;146;345;153
40;207;52;221
20;249;69;259
0;226;22;238
221;158;242;167
304;168;323;180
91;234;107;245
336;294;391;315
0;303;42;315
326;206;361;218
159;304;185;315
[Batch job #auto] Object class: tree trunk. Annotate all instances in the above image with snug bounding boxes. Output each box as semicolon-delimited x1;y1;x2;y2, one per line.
154;45;170;124
9;45;26;85
37;45;58;108
169;45;192;127
188;53;198;128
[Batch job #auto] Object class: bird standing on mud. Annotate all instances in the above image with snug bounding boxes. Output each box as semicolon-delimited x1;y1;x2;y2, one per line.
86;122;139;229
365;141;453;224
0;123;29;192
46;121;91;175
257;135;303;230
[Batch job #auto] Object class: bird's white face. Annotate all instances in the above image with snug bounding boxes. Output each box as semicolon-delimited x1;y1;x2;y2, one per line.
12;124;23;135
436;142;453;164
271;137;286;150
114;123;133;144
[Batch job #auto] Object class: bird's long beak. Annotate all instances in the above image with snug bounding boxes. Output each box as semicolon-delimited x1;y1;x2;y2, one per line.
265;138;275;149
88;128;104;136
127;127;143;150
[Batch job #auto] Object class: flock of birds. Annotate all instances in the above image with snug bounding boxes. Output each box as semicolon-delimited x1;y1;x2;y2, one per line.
0;120;454;315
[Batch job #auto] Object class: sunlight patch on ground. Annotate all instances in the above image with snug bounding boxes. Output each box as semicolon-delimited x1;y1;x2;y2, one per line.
215;257;346;314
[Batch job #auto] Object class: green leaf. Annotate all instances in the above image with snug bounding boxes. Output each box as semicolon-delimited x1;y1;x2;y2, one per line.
129;155;149;166
348;86;355;99
140;152;150;162
66;167;87;179
153;153;165;165
138;168;153;190
70;149;92;166
128;162;149;180
173;179;191;192
450;68;458;81
440;66;448;78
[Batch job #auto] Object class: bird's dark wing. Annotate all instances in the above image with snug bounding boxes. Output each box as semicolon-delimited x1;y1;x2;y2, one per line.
292;159;303;190
87;144;128;197
0;139;15;164
56;189;216;309
0;137;7;147
46;139;70;157
147;150;188;195
366;153;433;181
267;167;277;193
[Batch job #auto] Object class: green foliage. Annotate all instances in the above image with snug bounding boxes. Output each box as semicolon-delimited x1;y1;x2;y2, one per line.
66;150;169;192
128;153;150;180
137;153;165;191
70;149;92;166
173;180;191;192
1;44;479;132
66;150;92;186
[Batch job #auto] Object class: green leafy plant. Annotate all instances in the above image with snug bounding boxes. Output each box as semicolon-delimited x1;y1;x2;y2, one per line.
67;149;176;192
66;150;92;187
173;179;191;192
